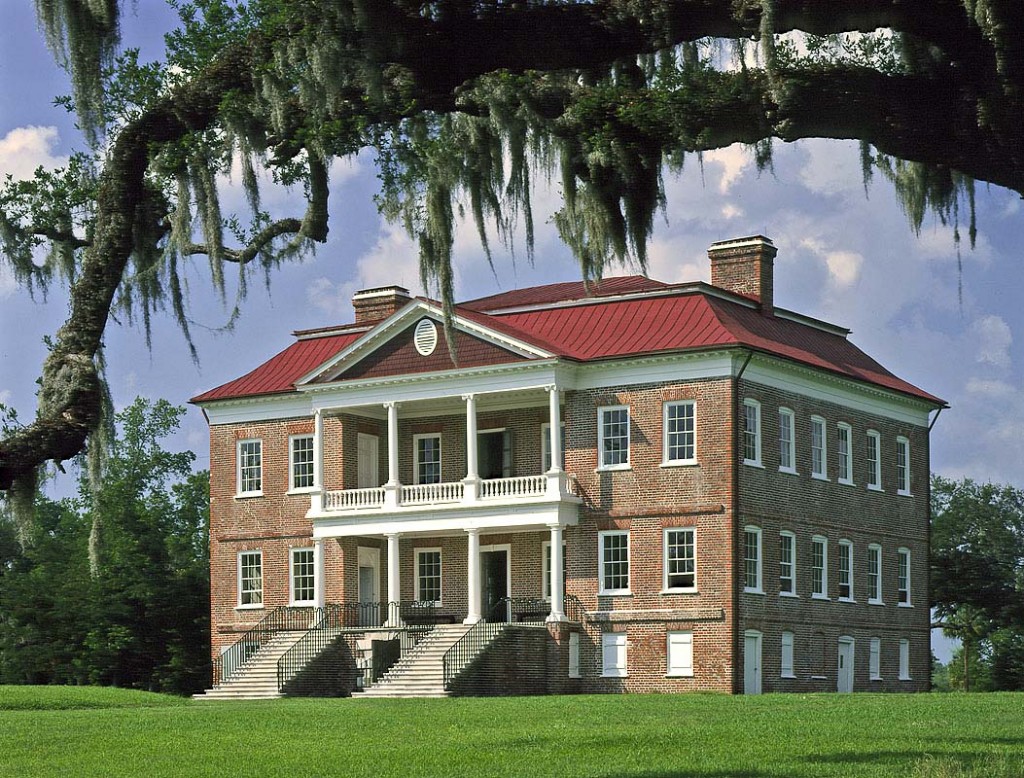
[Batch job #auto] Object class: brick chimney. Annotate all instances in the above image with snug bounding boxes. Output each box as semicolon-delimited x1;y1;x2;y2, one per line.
708;235;776;314
351;285;412;324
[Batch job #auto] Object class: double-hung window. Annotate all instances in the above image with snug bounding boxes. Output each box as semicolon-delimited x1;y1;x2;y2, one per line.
237;439;263;496
238;550;263;607
810;416;827;479
598;406;630;469
743;526;763;593
896;436;911;495
868;543;883;604
663;528;696;592
414;434;442;484
779;532;796;595
897;548;911;606
837;423;853;484
599;531;630;594
742;400;762;466
290;547;315;605
866;430;882;490
838;540;854;601
415;549;442;605
289;435;315;491
811;536;828;599
663;401;696;465
778;408;796;473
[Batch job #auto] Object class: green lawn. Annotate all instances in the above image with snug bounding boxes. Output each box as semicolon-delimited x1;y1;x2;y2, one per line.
1;688;1022;777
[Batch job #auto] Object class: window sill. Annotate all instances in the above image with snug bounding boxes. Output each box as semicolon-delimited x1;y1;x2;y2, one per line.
870;676;883;682
811;473;830;482
810;675;827;680
779;592;799;599
899;676;912;682
838;479;855;487
596;464;631;473
868;600;885;607
898;602;913;608
287;487;318;496
780;673;797;680
778;467;799;476
742;460;764;469
898;490;913;498
234;492;264;500
598;591;633;597
290;600;316;607
666;672;694;678
743;588;765;596
660;461;698;468
236;604;265;612
601;672;628;679
839;597;857;604
867;485;884;492
660;588;698;595
811;594;831;601
569;673;582;680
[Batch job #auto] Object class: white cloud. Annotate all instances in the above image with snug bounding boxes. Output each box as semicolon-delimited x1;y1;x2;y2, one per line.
799;237;864;288
0;389;11;406
798;138;865;197
969;315;1012;368
0;126;67;180
306;277;352;317
703;147;751;194
721;203;743;220
0;266;15;299
965;378;1016;398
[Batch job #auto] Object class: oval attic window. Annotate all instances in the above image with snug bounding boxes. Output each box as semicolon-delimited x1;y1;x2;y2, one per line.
414;318;438;356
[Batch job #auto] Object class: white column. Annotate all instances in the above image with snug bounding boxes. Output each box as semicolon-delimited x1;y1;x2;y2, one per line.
547;385;562;472
310;408;325;513
463;393;480;502
313;539;326;608
464;528;482;624
386;532;402;625
547;524;567;622
384;402;400;509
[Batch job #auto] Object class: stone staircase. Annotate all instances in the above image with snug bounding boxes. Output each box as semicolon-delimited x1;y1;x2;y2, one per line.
194;630;308;700
355;622;505;698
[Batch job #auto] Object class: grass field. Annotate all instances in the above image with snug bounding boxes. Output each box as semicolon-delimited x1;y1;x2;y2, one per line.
1;687;1022;777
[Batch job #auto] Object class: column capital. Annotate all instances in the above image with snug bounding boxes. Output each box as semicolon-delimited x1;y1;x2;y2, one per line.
465;527;481;537
384;531;402;539
545;384;559;394
461;392;477;402
383;401;401;410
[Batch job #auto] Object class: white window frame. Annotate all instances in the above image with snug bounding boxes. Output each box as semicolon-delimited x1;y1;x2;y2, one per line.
743;525;763;594
781;631;795;678
869;637;882;680
663;400;697;466
541;421;566;472
837;423;853;485
662;527;697;593
237;550;263;608
866;430;883;491
413;433;442;485
742;399;762;467
838;539;854;602
414;547;443;605
236;438;263;497
810;416;828;480
542;539;567;601
896;436;912;495
778;407;796;474
667;631;695;677
288;434;315;493
897;547;912;607
779;531;797;597
898;638;911;680
597;405;631;470
867;543;883;605
289;547;316;605
601;632;628;678
568;632;581;678
598;530;630;595
811;535;829;600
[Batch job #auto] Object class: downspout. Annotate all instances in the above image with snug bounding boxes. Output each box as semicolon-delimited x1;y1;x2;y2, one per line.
732;350;754;694
926;405;943;685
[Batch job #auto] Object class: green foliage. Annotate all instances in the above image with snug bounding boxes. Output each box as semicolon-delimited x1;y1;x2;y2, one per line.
2;693;1024;776
0;398;210;695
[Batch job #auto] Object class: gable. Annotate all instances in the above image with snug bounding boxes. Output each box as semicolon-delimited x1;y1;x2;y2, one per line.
332;317;531;381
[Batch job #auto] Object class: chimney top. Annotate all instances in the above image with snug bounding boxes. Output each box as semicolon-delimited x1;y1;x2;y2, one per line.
708;235;776;314
352;285;412;324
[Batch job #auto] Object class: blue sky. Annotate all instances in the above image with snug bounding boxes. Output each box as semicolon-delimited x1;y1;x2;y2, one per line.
3;4;1022;661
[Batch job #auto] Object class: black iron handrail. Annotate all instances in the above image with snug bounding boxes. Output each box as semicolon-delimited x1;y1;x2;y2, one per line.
442;619;505;690
486;595;587;624
276;601;436;692
212;605;318;687
563;594;586;623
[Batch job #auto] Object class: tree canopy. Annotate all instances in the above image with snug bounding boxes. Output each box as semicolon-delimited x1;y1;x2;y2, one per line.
1;0;1023;503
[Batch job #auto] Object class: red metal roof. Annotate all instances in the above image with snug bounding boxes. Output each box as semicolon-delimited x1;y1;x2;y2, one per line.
192;277;943;406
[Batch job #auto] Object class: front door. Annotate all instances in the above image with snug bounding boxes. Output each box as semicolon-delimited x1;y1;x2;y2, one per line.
744;631;762;695
478;430;511;480
357;547;380;626
357;433;379;488
837;638;855;692
481;548;509;621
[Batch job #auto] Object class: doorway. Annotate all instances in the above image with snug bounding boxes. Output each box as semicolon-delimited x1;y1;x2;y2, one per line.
357;546;380;626
478;429;512;480
481;545;511;621
837;637;855;692
744;630;762;695
357;433;379;488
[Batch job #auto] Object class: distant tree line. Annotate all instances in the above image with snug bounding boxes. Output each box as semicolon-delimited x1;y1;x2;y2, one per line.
0;399;209;695
931;476;1024;691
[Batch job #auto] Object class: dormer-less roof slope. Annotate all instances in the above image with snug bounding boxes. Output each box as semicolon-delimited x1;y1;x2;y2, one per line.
191;275;945;406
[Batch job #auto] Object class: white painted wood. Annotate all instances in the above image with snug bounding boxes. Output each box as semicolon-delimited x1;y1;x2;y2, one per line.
837;637;855;692
744;631;762;694
357;432;379;488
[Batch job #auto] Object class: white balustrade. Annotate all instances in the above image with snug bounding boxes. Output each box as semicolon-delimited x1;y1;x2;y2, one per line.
324;487;385;511
480;475;546;500
399;481;464;505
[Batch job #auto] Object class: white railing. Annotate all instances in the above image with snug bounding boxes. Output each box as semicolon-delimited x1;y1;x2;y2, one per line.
400;481;464;505
562;472;580;497
324;487;385;511
480;475;546;500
